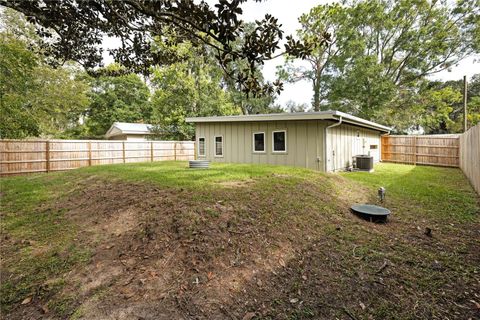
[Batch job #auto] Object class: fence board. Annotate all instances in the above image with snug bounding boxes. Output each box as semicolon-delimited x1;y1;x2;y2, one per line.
381;135;460;167
459;124;480;195
0;139;195;176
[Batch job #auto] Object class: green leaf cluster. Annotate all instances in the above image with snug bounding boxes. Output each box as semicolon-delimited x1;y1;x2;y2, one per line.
79;67;152;139
278;0;479;131
0;9;89;139
150;42;240;140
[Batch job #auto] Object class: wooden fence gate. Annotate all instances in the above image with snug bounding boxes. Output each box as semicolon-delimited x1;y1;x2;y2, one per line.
381;135;460;167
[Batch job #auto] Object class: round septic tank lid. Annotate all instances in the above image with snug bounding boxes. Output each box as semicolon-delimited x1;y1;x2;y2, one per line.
351;204;391;216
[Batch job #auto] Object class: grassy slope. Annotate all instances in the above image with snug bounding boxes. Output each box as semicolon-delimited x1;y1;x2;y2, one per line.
1;162;479;319
0;162;324;315
0;173;91;315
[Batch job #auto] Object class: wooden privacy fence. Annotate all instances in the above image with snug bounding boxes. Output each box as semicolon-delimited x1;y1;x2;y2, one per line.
0;140;195;176
381;135;460;167
459;124;480;195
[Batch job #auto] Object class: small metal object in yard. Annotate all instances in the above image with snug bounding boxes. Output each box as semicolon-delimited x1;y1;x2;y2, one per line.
378;187;386;202
351;204;391;222
189;160;210;169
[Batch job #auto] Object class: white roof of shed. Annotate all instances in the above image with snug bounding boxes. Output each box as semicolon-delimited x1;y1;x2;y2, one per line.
186;110;391;132
105;122;154;138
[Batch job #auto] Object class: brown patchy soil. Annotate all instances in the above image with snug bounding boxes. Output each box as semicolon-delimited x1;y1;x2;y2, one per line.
4;175;480;320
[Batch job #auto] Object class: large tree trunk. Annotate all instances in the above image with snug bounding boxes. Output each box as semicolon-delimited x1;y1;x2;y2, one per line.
312;79;321;111
312;60;325;112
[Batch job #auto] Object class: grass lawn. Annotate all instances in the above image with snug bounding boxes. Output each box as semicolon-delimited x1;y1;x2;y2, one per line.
1;161;479;319
342;164;479;221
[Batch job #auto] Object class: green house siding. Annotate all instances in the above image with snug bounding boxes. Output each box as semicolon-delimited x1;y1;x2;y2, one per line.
195;119;382;172
325;122;383;172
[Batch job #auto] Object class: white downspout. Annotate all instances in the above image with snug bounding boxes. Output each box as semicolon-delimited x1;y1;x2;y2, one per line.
324;116;343;172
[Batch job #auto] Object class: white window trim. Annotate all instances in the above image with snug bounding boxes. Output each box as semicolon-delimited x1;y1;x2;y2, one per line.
272;130;287;153
252;131;266;153
197;137;206;157
214;135;224;157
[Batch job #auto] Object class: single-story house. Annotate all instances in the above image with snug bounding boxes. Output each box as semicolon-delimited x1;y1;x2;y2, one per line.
186;111;391;172
105;122;153;141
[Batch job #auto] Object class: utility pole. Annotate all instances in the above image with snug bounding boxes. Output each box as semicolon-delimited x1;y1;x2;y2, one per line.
463;75;468;132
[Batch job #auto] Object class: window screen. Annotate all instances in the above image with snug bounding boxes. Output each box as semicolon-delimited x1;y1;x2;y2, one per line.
198;137;205;156
214;136;223;156
272;131;286;152
253;132;265;152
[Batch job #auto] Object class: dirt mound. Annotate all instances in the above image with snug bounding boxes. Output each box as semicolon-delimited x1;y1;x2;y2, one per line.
4;173;479;320
76;179;350;319
8;174;352;319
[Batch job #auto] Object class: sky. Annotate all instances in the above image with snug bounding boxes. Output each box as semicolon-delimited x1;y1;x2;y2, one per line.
103;0;479;107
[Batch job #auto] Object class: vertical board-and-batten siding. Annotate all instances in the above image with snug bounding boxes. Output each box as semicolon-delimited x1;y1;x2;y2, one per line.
196;120;327;170
195;120;382;172
326;122;382;172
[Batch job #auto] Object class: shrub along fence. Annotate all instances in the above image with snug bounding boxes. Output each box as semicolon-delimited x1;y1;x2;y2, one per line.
0;140;195;176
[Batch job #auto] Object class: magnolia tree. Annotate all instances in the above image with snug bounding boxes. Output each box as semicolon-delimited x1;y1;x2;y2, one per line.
1;0;328;97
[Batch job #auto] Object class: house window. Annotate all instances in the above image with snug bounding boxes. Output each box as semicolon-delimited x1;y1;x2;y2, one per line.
272;130;287;152
370;144;378;150
198;137;206;156
214;136;223;157
253;132;265;153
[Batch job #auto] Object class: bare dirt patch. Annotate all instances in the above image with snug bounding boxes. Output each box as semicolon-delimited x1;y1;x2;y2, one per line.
217;179;255;188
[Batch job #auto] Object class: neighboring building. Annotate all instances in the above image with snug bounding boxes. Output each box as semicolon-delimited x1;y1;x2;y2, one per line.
105;122;154;141
186;111;391;172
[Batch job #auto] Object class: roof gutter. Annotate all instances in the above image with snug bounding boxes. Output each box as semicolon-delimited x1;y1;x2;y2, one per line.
340;119;390;133
324;116;343;171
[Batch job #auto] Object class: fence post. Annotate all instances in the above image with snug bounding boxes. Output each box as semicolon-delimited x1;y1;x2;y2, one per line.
45;140;50;173
150;141;154;162
381;136;386;161
88;141;92;166
413;136;417;165
122;142;126;163
174;142;177;161
456;136;460;167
